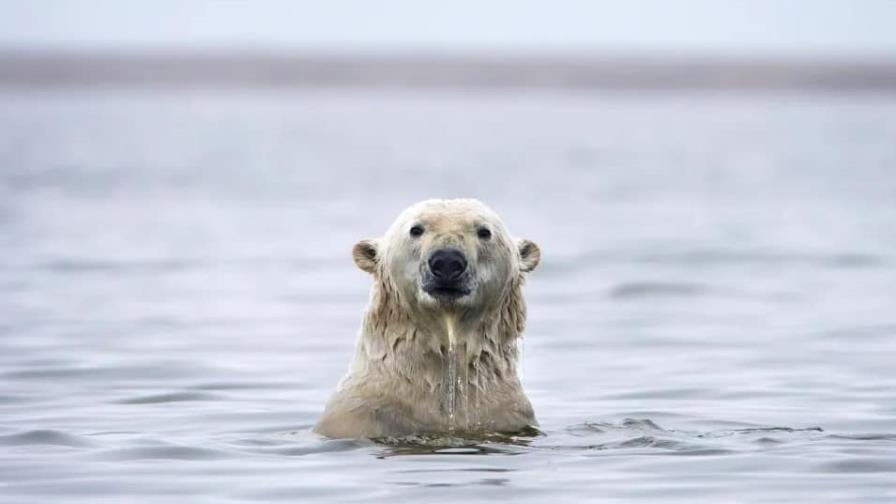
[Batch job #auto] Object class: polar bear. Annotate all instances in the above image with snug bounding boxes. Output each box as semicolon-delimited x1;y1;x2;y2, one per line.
314;199;540;439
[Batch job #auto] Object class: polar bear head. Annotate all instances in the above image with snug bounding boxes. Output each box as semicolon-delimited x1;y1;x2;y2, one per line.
352;199;540;322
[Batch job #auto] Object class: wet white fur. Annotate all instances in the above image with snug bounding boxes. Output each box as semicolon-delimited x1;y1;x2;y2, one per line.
314;199;540;438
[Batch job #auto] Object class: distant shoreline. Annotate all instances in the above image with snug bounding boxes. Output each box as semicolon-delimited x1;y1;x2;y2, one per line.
2;50;896;91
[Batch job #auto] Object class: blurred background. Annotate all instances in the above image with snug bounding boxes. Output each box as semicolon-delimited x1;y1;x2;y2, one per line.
1;1;895;502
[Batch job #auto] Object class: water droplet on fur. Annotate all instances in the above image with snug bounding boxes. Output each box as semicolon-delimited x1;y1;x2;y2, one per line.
444;316;458;433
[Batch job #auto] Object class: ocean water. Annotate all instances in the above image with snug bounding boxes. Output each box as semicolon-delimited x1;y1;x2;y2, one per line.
1;88;895;502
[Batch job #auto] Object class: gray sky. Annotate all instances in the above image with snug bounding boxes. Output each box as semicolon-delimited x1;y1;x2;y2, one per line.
2;0;895;57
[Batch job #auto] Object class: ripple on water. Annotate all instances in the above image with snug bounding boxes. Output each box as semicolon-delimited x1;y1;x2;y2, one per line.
0;429;94;447
828;433;896;442
115;391;221;404
96;444;232;461
218;427;373;457
818;324;896;341
0;393;38;405
696;426;824;439
566;418;666;436
608;282;711;299
531;419;838;457
256;441;369;457
3;363;211;382
187;381;297;391
820;458;896;473
32;258;195;274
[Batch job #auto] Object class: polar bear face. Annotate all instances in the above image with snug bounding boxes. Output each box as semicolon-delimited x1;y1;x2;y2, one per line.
352;199;540;316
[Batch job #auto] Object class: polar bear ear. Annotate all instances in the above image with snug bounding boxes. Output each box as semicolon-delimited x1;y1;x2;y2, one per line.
518;239;541;273
352;239;379;274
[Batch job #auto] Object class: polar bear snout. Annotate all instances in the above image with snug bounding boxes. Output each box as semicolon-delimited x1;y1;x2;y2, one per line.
428;248;467;281
422;248;472;299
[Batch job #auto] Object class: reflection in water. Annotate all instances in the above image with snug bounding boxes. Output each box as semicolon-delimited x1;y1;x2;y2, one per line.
374;426;541;457
371;420;830;458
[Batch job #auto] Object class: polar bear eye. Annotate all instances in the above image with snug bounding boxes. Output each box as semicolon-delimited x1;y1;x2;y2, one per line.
477;227;492;240
409;225;424;238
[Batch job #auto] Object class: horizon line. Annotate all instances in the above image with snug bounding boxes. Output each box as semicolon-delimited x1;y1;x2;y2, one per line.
3;49;896;91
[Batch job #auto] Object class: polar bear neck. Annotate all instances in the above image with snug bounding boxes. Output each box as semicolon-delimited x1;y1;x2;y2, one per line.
356;274;528;384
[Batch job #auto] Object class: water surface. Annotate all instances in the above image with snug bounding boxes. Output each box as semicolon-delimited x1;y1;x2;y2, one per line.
1;89;895;502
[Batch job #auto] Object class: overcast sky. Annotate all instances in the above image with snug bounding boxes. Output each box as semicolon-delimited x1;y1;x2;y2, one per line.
2;0;895;57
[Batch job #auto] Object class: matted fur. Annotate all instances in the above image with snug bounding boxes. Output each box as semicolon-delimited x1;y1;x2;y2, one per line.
314;199;540;438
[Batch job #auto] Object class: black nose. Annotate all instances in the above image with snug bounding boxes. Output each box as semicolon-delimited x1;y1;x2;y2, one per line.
428;249;467;281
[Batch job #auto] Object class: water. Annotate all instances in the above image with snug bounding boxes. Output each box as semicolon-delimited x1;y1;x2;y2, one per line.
1;88;895;502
